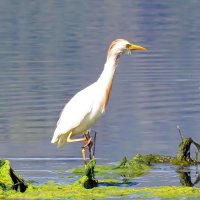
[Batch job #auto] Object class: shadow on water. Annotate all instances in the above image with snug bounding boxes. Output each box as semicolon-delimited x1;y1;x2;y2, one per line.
98;181;138;187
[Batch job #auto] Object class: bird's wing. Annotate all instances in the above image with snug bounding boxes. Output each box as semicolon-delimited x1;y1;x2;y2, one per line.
55;82;97;134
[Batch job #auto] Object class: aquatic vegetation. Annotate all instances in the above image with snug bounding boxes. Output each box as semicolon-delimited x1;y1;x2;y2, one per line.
172;137;200;166
0;157;153;199
73;159;98;189
72;154;150;180
0;160;13;190
1;156;200;199
2;181;200;199
128;137;200;167
0;159;27;192
1;136;200;199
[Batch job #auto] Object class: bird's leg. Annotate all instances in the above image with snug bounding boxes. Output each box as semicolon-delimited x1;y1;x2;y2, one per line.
82;133;88;167
66;131;94;167
66;131;86;143
83;130;97;160
81;147;87;167
66;131;89;166
83;131;93;160
88;130;97;159
83;131;92;148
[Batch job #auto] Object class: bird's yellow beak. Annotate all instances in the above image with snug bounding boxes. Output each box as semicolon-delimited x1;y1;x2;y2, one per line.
126;43;147;51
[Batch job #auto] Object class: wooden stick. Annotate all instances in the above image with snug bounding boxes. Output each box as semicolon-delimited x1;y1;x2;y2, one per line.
93;131;97;158
177;125;183;141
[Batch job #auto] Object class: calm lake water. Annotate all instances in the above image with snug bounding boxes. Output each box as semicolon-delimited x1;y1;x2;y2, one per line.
0;0;200;188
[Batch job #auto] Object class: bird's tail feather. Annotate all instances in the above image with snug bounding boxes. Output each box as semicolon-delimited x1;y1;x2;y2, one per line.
51;131;68;148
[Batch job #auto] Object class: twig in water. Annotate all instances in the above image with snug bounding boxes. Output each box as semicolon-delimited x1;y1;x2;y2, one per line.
93;131;97;158
177;125;183;141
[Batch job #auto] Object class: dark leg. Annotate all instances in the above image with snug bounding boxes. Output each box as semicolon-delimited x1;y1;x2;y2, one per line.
82;130;97;166
83;131;93;160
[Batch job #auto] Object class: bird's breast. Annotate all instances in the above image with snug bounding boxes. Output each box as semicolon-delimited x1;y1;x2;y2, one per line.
71;76;114;135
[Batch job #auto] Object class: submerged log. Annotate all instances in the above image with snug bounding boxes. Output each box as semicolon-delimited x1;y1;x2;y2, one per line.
0;159;27;192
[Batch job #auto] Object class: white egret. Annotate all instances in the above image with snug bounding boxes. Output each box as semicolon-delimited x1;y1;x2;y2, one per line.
51;39;147;165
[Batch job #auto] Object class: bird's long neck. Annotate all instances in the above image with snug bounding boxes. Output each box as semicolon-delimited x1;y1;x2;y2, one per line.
97;53;120;111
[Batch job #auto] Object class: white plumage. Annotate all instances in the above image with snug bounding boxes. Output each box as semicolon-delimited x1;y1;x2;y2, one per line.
52;82;98;147
51;39;146;152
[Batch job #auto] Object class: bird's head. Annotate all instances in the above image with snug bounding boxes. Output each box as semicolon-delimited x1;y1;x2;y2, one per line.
107;39;147;60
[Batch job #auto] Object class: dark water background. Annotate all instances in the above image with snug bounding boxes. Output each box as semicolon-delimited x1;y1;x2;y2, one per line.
0;0;200;188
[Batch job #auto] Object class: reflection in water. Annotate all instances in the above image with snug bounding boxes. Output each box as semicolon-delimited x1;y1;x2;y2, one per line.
178;167;200;187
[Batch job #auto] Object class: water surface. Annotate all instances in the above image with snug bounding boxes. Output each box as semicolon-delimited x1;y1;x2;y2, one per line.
0;0;200;187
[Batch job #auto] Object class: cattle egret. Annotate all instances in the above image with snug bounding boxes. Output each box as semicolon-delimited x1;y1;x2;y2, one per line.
51;39;147;165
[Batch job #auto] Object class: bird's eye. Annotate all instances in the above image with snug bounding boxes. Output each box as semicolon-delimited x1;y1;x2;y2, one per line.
126;44;131;49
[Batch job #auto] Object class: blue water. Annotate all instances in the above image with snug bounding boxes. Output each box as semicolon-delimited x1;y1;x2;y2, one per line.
0;0;200;189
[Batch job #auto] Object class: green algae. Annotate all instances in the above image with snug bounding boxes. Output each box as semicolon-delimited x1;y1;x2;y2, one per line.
126;138;200;167
2;181;200;199
71;136;200;182
0;160;15;190
1;136;200;199
73;159;98;189
72;154;150;181
137;186;200;199
0;159;27;192
172;137;200;166
1;155;200;199
132;153;173;165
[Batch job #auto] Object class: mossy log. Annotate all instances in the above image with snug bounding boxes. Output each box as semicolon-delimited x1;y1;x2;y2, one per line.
174;137;200;165
0;159;27;192
127;137;200;167
73;159;98;189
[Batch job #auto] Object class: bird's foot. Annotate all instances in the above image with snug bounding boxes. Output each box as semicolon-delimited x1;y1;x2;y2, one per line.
82;130;97;165
83;132;93;160
83;137;92;148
